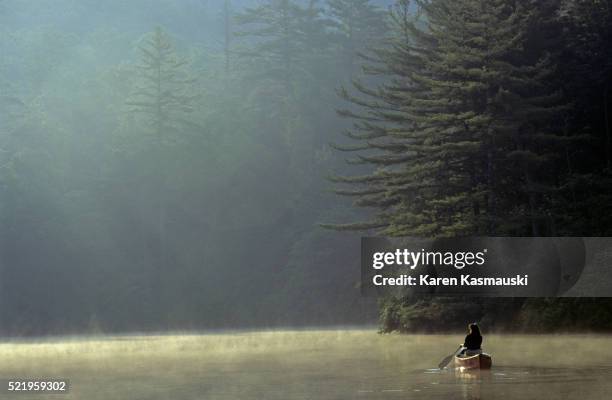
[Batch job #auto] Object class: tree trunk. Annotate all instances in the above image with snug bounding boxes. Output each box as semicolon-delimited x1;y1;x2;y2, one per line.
604;82;611;169
524;169;540;236
487;148;496;235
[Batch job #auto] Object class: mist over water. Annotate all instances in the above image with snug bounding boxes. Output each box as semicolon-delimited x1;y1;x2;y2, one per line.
2;1;612;399
1;331;611;399
0;0;384;334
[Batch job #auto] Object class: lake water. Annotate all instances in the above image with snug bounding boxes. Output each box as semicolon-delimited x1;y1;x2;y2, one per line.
0;330;611;399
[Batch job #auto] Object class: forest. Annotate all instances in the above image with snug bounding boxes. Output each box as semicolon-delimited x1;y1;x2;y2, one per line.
1;0;612;336
328;0;612;332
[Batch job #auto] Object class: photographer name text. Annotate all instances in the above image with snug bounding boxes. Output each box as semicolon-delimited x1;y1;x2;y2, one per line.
371;248;529;287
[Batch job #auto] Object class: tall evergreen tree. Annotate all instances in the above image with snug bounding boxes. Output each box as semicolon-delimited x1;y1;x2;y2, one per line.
127;27;198;145
552;0;612;235
561;0;612;169
329;0;569;237
329;0;612;334
326;0;387;75
234;0;334;179
235;0;330;98
125;27;199;313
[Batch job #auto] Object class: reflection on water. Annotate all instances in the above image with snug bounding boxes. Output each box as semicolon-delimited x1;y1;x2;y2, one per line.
412;366;612;400
0;331;611;399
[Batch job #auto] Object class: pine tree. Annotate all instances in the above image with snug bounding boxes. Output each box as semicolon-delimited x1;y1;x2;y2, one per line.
125;27;199;310
328;0;605;334
561;0;612;169
126;26;198;145
234;0;334;177
326;0;387;75
552;0;612;235
235;0;330;98
328;0;569;237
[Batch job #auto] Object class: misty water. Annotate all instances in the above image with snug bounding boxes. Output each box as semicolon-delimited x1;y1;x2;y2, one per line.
1;330;611;399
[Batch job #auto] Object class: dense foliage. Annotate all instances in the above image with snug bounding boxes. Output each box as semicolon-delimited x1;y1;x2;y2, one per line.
329;0;612;332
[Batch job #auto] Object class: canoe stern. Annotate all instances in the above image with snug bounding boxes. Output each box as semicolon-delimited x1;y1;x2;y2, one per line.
454;353;492;370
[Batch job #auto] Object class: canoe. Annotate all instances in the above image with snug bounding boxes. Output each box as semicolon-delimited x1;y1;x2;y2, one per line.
454;353;492;370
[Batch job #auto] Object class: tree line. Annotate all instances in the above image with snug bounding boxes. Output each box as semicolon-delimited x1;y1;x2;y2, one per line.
326;0;612;332
0;0;386;335
1;0;611;335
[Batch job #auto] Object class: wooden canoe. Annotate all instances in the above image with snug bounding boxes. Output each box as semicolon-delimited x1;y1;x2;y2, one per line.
454;353;492;370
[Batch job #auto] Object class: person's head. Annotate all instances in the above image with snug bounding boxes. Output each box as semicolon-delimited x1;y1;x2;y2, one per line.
469;323;481;336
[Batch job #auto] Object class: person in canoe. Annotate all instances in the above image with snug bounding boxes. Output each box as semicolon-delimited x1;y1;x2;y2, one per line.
459;323;482;356
438;322;491;369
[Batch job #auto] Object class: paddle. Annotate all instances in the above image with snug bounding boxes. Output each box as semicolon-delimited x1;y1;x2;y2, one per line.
438;345;464;369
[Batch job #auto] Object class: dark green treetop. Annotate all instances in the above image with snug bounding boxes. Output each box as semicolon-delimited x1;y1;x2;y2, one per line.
329;0;570;237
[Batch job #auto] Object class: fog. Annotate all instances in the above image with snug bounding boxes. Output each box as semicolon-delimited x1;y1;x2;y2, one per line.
1;332;612;399
3;0;612;338
0;0;397;335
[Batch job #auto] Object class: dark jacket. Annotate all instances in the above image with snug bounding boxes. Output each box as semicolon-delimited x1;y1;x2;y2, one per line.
464;332;482;350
